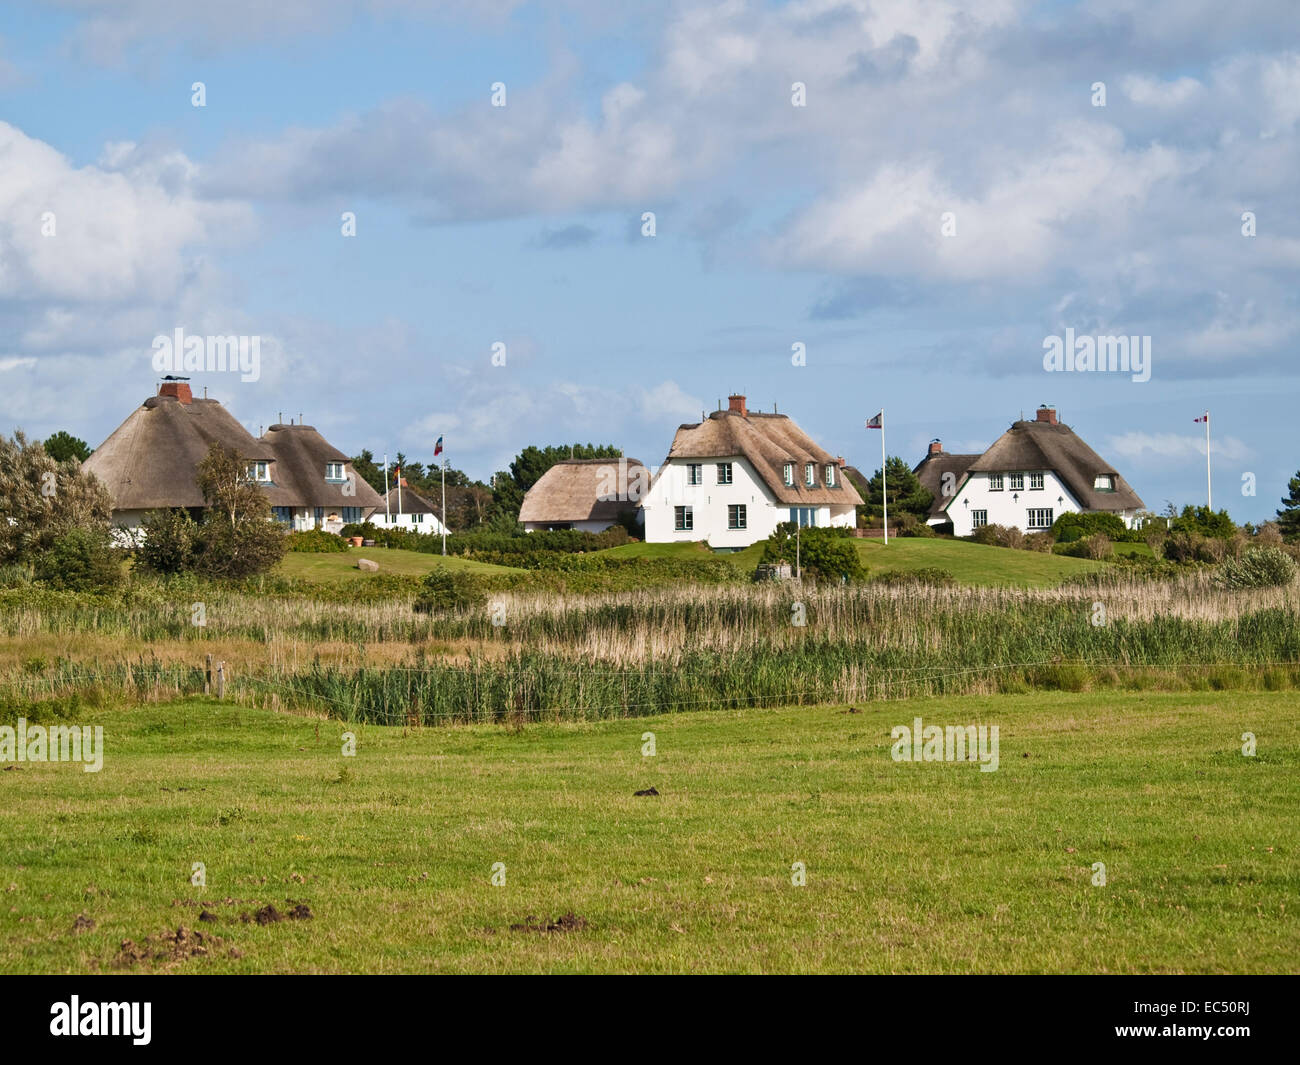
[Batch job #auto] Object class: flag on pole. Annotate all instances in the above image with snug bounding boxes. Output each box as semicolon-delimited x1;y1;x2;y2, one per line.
1194;414;1208;423
865;410;887;544
434;435;444;457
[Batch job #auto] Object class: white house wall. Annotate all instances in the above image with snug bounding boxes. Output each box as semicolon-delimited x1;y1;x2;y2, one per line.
945;470;1084;536
644;457;853;548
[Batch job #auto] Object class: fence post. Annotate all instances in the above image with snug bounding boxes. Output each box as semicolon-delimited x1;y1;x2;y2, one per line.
216;661;225;700
205;654;213;696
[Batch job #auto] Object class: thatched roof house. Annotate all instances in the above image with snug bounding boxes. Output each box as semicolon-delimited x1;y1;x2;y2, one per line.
932;405;1145;536
912;441;981;522
656;400;863;509
642;395;861;548
377;483;449;535
519;457;647;532
83;379;382;532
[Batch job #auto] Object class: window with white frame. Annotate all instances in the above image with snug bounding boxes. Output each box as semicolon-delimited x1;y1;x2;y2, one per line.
728;504;747;529
1009;472;1024;491
824;464;836;487
988;473;1004;491
1027;508;1054;529
1029;472;1044;490
971;509;988;528
325;462;345;481
804;463;815;487
716;463;732;485
412;512;423;523
1094;474;1115;492
783;462;794;487
246;461;271;483
674;505;693;531
687;464;702;486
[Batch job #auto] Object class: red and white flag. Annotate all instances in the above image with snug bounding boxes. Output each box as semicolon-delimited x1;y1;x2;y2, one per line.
1194;413;1208;423
865;411;883;429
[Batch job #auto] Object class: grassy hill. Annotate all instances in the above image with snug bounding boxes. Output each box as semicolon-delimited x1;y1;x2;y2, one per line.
278;546;519;581
277;535;1110;590
856;537;1106;587
2;691;1294;974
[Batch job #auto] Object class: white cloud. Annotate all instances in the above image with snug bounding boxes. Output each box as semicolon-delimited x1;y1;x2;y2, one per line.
1122;74;1204;107
1106;431;1251;465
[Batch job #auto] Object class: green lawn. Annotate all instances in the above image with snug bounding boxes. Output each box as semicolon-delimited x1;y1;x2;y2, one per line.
858;537;1107;587
278;546;519;581
2;691;1294;973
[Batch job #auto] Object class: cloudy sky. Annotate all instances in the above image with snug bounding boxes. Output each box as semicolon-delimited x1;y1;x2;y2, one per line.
1;0;1297;520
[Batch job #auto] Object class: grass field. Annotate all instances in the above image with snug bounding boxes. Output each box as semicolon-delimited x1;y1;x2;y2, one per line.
858;537;1106;587
278;546;519;580
274;536;1111;591
2;690;1295;973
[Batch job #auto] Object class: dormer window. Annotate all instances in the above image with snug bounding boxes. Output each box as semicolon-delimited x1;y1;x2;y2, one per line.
1094;474;1115;492
246;461;271;483
824;464;836;488
325;462;346;482
783;462;794;487
804;463;815;487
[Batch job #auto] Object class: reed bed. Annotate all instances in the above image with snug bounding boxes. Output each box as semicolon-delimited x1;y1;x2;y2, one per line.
4;573;1298;724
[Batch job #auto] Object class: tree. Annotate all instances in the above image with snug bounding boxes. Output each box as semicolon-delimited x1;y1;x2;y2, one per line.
761;524;865;582
856;456;933;524
0;430;114;567
1277;470;1300;541
1170;504;1236;539
41;430;91;463
188;443;286;578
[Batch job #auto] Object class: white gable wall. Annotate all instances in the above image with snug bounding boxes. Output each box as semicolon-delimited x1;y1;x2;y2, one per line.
945;470;1084;537
643;457;855;548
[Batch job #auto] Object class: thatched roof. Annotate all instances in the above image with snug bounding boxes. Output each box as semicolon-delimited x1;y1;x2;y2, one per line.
913;451;981;520
83;393;274;510
84;393;383;512
962;418;1144;512
383;485;439;516
259;423;384;510
657;410;863;506
519;458;647;524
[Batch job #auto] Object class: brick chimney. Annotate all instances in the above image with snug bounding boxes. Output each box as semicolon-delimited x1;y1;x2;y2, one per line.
1035;405;1058;425
928;439;943;455
727;394;747;417
158;379;193;404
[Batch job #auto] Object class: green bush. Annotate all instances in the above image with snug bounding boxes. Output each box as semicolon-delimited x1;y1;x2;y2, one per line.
1214;547;1298;589
760;524;866;583
413;569;491;614
32;528;124;592
1051;511;1128;543
287;530;348;553
136;509;199;575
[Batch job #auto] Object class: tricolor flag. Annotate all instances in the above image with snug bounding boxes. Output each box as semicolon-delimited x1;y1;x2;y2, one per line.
434;435;444;457
865;411;883;429
1194;413;1208;423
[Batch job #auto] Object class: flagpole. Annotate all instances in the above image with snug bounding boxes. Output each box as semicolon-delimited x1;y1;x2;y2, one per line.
384;454;390;524
881;408;888;546
1205;410;1212;511
441;457;447;556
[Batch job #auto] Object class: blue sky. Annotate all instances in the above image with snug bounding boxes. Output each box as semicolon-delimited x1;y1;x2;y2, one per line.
1;0;1298;521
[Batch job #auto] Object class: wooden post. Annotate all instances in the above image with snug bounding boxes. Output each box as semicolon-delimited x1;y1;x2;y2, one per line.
216;661;225;700
205;654;213;695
